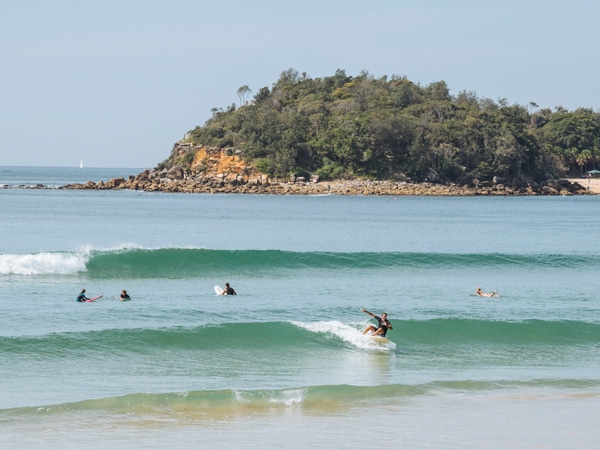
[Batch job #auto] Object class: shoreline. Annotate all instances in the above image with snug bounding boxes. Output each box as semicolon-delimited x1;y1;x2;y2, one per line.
565;178;600;194
57;175;594;196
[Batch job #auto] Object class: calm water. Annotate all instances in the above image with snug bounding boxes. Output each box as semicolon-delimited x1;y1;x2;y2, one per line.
1;167;599;449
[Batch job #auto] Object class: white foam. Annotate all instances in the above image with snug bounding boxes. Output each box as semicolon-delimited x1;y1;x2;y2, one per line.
292;320;396;351
77;242;144;253
77;243;211;253
234;388;307;406
0;244;225;276
0;252;88;275
271;388;307;406
0;243;151;276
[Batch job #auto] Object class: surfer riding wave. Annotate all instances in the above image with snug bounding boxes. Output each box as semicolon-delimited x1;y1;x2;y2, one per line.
360;308;393;337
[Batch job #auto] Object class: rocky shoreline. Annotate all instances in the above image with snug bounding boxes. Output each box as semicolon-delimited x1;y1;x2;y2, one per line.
57;166;591;196
52;142;594;196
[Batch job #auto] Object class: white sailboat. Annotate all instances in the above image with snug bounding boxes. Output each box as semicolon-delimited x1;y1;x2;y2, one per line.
79;160;84;169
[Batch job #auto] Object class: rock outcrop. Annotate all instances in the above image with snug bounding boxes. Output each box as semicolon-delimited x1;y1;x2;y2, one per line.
59;142;592;196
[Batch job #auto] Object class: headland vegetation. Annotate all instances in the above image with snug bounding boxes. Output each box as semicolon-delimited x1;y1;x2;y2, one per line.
64;68;600;195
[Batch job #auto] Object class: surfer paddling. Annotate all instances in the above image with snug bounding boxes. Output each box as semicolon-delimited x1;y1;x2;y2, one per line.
361;308;393;337
476;287;497;297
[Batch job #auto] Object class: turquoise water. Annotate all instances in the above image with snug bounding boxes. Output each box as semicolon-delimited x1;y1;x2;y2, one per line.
1;167;599;449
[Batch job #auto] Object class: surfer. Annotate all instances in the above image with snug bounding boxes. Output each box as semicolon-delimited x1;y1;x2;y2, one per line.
476;287;497;297
119;290;131;301
76;289;90;302
360;308;392;337
221;282;237;295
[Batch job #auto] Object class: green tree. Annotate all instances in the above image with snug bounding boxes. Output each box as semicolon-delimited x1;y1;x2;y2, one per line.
236;85;252;106
174;68;600;185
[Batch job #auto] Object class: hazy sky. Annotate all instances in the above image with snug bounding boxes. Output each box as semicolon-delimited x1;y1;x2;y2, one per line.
2;0;599;168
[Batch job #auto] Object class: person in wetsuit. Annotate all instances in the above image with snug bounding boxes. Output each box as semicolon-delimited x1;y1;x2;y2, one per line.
76;289;90;302
221;282;237;295
361;308;393;336
119;290;131;301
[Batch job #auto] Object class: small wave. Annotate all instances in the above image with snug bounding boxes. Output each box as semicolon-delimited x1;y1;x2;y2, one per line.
4;379;600;418
0;322;319;356
3;318;599;359
399;318;600;345
0;320;401;358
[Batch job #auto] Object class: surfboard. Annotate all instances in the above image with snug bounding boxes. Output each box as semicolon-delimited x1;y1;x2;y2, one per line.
214;285;224;295
85;295;103;302
369;335;391;344
113;296;131;301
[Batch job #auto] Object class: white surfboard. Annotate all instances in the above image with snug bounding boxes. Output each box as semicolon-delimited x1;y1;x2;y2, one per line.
214;285;224;295
369;335;391;344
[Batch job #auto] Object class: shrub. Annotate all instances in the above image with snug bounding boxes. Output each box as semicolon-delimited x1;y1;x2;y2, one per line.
254;158;275;176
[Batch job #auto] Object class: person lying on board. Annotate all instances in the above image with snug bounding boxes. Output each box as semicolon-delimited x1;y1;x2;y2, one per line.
361;308;393;337
221;282;237;295
476;287;497;297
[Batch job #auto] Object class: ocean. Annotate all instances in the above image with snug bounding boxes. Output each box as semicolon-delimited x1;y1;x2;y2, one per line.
1;166;599;449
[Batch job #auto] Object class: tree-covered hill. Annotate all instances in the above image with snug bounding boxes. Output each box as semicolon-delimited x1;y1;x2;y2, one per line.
178;69;599;184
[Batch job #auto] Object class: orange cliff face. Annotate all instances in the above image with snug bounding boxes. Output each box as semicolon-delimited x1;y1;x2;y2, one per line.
168;141;263;181
190;146;251;176
153;141;271;188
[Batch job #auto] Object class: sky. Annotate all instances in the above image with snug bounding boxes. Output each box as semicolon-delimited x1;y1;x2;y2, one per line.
1;0;599;168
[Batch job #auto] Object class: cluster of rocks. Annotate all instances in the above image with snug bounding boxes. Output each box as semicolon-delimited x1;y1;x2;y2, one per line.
59;167;590;196
55;140;592;195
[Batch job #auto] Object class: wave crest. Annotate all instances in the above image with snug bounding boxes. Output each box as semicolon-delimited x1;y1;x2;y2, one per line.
3;246;599;277
0;252;88;275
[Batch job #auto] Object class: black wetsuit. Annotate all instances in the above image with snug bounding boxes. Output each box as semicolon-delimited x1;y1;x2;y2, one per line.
225;286;237;295
375;316;391;337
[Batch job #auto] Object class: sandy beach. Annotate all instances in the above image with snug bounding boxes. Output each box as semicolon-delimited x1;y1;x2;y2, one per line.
566;178;600;194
